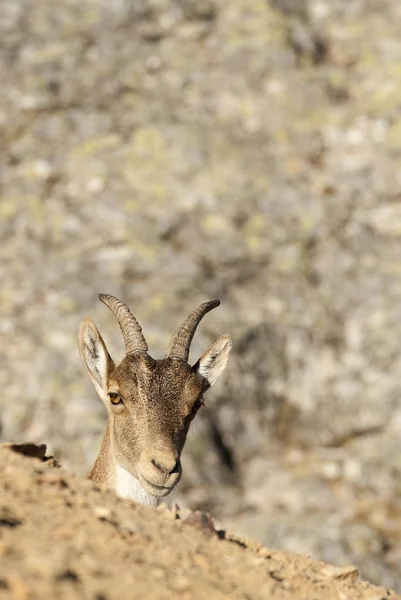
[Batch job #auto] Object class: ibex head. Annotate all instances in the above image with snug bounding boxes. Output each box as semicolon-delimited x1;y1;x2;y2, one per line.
78;295;231;502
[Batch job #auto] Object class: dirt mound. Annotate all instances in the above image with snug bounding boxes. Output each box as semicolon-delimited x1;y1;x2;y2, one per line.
0;446;398;600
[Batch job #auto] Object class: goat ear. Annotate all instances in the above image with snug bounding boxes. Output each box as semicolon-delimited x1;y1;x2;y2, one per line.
78;318;114;401
193;334;232;388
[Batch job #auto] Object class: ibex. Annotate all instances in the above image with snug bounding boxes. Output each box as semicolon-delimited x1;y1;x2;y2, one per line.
78;294;232;506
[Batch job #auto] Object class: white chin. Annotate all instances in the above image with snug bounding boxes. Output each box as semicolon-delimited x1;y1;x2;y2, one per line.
139;475;174;498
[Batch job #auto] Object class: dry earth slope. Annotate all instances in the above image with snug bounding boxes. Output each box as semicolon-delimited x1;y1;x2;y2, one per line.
0;446;399;600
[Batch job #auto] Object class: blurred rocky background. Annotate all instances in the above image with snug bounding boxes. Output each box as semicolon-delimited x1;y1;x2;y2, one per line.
1;0;401;591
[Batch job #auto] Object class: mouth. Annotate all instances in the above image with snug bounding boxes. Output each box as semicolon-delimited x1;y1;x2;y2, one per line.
138;473;177;497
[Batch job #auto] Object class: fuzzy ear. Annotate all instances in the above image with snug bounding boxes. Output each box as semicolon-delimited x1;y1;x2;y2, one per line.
78;318;114;401
193;334;232;388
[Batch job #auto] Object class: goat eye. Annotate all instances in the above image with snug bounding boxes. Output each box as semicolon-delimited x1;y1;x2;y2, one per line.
108;392;122;405
192;397;204;414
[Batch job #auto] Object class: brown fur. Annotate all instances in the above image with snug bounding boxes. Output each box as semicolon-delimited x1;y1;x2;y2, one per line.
79;301;232;502
88;421;115;488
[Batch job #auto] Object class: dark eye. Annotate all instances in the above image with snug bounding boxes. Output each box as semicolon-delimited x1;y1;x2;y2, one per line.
192;397;204;414
108;392;122;405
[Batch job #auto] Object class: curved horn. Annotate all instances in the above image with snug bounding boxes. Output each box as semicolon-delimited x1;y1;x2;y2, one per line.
166;299;220;361
99;294;148;355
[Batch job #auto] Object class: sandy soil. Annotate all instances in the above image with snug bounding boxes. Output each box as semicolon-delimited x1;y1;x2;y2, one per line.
0;445;398;600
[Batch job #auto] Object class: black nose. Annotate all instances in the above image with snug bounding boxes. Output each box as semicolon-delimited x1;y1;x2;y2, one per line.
151;457;180;476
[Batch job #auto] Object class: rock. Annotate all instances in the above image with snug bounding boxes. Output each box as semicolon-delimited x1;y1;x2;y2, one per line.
319;565;359;580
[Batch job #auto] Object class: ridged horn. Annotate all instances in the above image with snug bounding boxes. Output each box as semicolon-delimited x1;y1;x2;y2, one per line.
99;294;148;355
166;299;220;361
